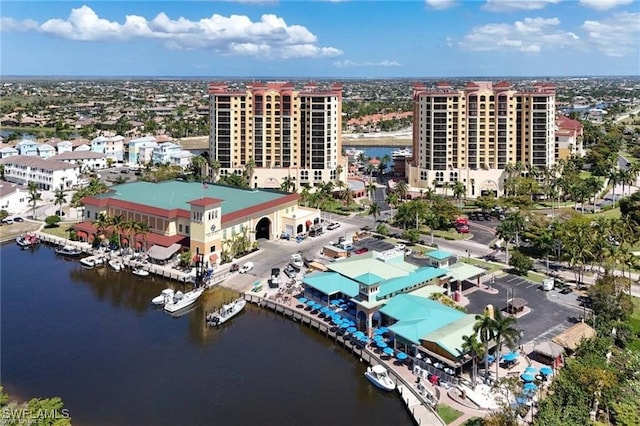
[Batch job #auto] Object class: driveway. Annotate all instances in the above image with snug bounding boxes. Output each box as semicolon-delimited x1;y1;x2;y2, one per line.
465;273;584;345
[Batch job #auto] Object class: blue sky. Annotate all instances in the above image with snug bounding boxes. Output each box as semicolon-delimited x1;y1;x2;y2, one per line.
1;0;639;77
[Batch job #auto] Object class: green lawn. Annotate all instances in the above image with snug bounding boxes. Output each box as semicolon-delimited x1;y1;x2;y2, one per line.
436;404;463;424
432;228;471;241
588;208;622;220
628;297;640;351
461;257;503;274
526;271;547;284
40;224;76;239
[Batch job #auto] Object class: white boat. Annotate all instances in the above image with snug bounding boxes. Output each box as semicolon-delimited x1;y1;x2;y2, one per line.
108;259;124;272
364;365;396;392
152;288;175;306
391;148;413;158
345;147;364;159
80;256;104;268
55;244;83;256
206;298;247;326
16;233;39;248
132;267;150;277
290;253;304;270
163;287;205;313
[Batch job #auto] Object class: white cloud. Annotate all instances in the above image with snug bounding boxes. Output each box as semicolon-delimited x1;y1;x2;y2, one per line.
482;0;561;12
1;5;342;59
425;0;457;10
582;12;640;56
458;16;580;53
579;0;634;11
334;59;401;67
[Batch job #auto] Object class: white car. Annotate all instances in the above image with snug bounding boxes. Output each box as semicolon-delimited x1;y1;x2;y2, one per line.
327;222;341;230
404;249;413;256
395;243;406;251
239;262;254;274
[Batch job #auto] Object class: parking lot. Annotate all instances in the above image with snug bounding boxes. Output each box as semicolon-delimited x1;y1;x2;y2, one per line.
465;274;585;345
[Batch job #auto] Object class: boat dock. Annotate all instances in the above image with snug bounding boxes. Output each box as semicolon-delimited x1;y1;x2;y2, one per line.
34;232;225;284
244;293;445;426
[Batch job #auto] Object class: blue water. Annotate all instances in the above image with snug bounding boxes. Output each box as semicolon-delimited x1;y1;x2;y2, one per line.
343;146;408;172
1;243;412;426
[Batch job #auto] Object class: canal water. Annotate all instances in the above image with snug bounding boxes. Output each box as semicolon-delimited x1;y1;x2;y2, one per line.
1;243;412;426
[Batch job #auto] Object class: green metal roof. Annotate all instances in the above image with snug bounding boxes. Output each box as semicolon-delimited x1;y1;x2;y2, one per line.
422;315;478;358
354;272;384;285
302;272;360;298
327;256;418;284
427;249;454;260
444;263;486;282
98;181;288;215
384;294;467;346
376;266;447;299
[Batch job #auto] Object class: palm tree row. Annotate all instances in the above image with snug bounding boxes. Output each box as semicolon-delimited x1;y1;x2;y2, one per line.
92;213;151;250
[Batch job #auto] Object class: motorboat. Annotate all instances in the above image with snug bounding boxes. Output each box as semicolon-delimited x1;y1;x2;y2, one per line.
364;365;396;392
16;233;39;248
132;267;149;277
152;288;175;306
108;259;124;272
391;148;413;159
290;253;304;270
80;256;105;268
55;244;83;256
206;298;247;326
163;287;205;313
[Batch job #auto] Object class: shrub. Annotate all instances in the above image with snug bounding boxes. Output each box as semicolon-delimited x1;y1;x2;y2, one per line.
509;250;533;275
44;215;61;228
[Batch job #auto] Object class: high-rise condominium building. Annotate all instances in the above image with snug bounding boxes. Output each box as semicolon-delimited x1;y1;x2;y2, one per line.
208;81;345;190
407;81;556;197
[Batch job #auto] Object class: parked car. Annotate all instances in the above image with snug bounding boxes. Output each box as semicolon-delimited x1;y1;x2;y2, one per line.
284;265;297;278
2;218;14;225
239;262;254;274
559;287;573;295
327;222;341;230
230;263;240;272
13;217;24;222
395;243;406;251
404;249;413;256
354;247;369;255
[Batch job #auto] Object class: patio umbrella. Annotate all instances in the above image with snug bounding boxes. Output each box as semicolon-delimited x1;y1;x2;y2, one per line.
306;300;315;307
373;335;384;341
540;366;553;376
383;347;394;355
353;331;365;337
297;297;307;304
339;322;350;329
332;316;343;325
312;303;323;310
330;300;341;306
376;341;388;348
396;352;408;360
320;307;330;313
502;352;519;362
524;366;538;375
346;326;357;333
378;326;389;334
485;355;495;363
520;372;536;382
523;382;538;392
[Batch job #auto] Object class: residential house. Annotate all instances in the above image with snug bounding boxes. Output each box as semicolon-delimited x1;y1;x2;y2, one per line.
15;139;39;156
37;143;56;159
0;183;28;214
49;151;108;172
170;150;194;169
127;136;157;165
57;141;73;154
0;155;78;190
0;146;19;159
152;142;181;165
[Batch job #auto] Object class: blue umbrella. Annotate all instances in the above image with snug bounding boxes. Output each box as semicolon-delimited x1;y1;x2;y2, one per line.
374;328;385;335
376;341;388;348
520;372;536;382
523;382;538;392
344;321;356;327
330;300;341;306
306;300;315;306
502;352;519;362
373;335;384;341
346;326;357;333
332;316;343;325
359;337;370;344
378;326;389;333
313;303;323;310
396;352;408;360
297;297;307;304
524;366;538;375
515;397;529;406
383;347;394;355
540;366;553;376
320;307;330;313
353;331;365;337
485;354;496;363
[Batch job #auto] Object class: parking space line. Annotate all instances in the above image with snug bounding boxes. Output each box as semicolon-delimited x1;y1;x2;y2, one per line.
527;283;538;288
508;277;519;283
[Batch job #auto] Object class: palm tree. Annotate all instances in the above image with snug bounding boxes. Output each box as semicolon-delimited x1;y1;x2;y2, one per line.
492;310;520;380
109;214;124;248
503;211;526;248
209;159;221;183
341;188;354;209
423;211;440;245
452;181;466;209
608;169;622;202
367;202;381;228
461;334;484;389
335;164;344;182
134;221;151;251
280;175;295;193
243;159;255;188
366;182;377;203
190;155;207;182
395;180;408;201
53;184;67;218
474;313;496;384
27;182;41;220
496;220;514;264
93;213;111;243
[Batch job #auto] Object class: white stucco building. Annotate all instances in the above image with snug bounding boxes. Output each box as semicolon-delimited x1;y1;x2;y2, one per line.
49;151;108;172
0;183;28;214
0;155;79;190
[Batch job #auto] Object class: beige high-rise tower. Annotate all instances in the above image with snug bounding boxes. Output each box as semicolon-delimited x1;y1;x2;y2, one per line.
208;81;345;190
408;81;556;197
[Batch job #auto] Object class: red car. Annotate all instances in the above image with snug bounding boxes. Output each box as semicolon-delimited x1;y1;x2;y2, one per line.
354;247;369;255
456;224;470;234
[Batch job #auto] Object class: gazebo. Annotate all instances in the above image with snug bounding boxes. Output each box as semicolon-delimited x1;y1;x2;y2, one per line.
506;297;528;314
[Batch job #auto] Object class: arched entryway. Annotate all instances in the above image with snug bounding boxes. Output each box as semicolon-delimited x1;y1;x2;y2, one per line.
296;224;303;234
372;311;382;328
255;217;271;240
357;311;367;331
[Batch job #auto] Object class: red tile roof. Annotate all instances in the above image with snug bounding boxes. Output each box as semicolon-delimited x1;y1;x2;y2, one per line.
188;197;223;207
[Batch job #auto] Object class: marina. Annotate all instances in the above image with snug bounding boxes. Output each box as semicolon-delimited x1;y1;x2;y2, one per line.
1;242;413;426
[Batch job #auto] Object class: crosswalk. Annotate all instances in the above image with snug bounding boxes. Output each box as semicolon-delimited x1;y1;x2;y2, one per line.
527;322;571;345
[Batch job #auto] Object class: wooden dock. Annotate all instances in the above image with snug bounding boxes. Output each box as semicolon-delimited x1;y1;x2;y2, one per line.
244;293;445;426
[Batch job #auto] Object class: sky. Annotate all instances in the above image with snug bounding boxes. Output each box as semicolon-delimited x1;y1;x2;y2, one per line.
1;0;639;77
